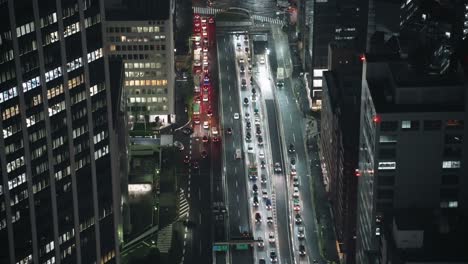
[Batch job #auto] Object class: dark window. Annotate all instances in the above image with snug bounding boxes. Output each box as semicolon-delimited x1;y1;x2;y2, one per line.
379;148;396;159
443;146;462;158
122;45;127;51
144;45;149;50
377;189;394;200
380;121;398;131
161;45;165;51
424;120;441;130
440;188;458;200
445;134;463;144
109;27;114;33
378;176;395;186
441;175;458;185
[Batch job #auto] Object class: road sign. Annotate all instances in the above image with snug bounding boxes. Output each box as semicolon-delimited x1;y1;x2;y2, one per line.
235;244;249;250
213;245;229;252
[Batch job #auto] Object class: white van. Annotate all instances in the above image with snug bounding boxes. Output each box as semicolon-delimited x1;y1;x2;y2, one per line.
235;149;242;159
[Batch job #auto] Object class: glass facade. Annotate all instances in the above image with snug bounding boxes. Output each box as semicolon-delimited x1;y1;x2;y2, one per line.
0;0;119;263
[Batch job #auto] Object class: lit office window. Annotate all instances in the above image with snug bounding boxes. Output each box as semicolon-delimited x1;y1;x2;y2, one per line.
442;161;461;169
378;161;396;170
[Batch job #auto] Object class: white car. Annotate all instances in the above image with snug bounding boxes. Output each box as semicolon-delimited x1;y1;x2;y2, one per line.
259;151;265;159
234;113;240;119
211;127;218;135
203;121;209;129
247;145;254;153
239;58;244;64
260;57;265;64
293;187;299;198
268;232;275;244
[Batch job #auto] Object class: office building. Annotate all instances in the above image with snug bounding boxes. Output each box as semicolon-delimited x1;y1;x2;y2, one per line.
378;209;468;264
105;0;175;126
321;42;362;263
355;53;468;263
0;0;121;263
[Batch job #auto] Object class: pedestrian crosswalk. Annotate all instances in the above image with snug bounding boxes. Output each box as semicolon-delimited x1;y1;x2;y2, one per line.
252;15;285;26
177;190;189;220
192;6;285;26
193;6;224;15
157;224;173;253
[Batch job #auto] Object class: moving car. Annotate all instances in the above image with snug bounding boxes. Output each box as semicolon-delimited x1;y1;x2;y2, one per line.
174;141;184;151
234;113;240;119
259;151;265;159
183;155;190;164
203;121;209;129
202;135;209;143
299;245;306;256
257;237;264;248
252;184;258;194
182;127;193;135
265;198;272;210
261;174;267;184
243;97;249;105
255;212;262;223
298;226;305;239
293;187;300;198
260;160;266;168
288;143;295;153
267;216;273;224
268;232;275;244
270;251;277;263
226;127;232;134
201;150;208;158
247;145;254;153
274;162;282;173
253;196;259;207
192;161;199;169
295;213;302;224
235;149;242;159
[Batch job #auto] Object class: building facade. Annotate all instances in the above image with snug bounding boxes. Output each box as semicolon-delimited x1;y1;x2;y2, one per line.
355;56;468;263
105;0;175;126
321;43;361;263
0;0;121;263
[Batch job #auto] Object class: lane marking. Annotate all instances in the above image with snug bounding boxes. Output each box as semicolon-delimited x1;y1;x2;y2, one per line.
237;195;239;202
238;210;240;217
236;180;238;188
234;167;237;174
199;213;202;224
293;133;296;143
198;189;201;201
199;241;202;255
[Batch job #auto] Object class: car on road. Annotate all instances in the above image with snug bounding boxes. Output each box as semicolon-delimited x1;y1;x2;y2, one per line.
261;174;267;184
226;127;232;134
259;258;266;264
201;150;207;158
245;47;249;53
174;141;184;151
203;37;208;44
267;216;273;224
256;127;261;135
233;113;240;119
293;187;299;197
277;81;284;88
252;184;258;194
293;200;301;211
245;132;252;142
268;232;275;244
213;136;220;142
291;168;297;176
240;65;245;73
299;244;306;256
246;121;251;129
202;135;209;143
241;78;246;86
236;42;241;50
235;149;242;159
293;176;300;187
255;212;261;223
259;151;265;159
254;117;260;126
192;161;199;169
245;112;250;119
262;189;268;199
247;145;254;153
295;213;302;224
243;97;249;105
211;127;218;135
298;226;305;239
274;162;282;173
257;237;264;248
207;109;212;117
291;157;296;165
239;58;244;64
203;46;208;52
183;155;190;164
260;160;266;168
288;143;295;153
203;121;209;129
253;196;259;207
257;135;263;146
270;251;277;263
209;17;214;23
265;198;272;210
260;56;265;64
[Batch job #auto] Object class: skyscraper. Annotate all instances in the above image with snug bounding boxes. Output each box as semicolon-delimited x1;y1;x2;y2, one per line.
105;0;175;126
0;0;120;263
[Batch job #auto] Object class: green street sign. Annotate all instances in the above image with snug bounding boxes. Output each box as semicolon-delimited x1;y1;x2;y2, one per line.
213;245;228;252
235;244;249;250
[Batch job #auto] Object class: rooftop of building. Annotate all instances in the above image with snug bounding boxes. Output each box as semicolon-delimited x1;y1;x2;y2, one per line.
105;0;171;21
365;53;466;114
382;209;468;262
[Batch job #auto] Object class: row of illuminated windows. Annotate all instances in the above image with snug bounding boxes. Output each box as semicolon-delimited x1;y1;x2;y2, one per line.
15;254;32;264
128;96;167;103
5;140;23;155
73;124;88;139
32;177;49;194
26;111;45;128
93;130;108;144
110;35;166;43
92;97;107;112
59;228;75;245
3;122;21;139
64;22;80;38
94;145;109;160
48;84;64;99
71;90;87;105
55;166;71;181
377;160;461;171
2;104;20;120
125;71;163;78
52;135;66;149
32;144;47;160
0;86;18;103
49;101;66;117
10;189;28;208
90;83;106;96
125;79;167;86
101;250;116;264
7;156;24;173
0;49;14;64
8;173;26;190
40;12;58;28
0;67;16;84
380;119;464;131
75;139;89;157
128;104;168;112
76;155;90;171
16;21;35;38
124;62;162;69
